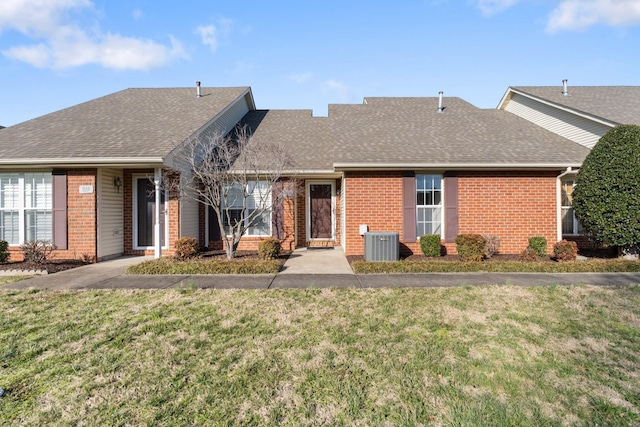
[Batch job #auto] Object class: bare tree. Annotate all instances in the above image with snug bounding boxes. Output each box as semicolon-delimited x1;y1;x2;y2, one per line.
169;124;294;259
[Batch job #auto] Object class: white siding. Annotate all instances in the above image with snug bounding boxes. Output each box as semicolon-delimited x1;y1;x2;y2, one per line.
97;168;124;260
200;95;251;139
504;93;611;149
179;172;200;242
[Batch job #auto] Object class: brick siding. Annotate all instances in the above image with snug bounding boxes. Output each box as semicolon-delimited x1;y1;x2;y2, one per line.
343;171;560;256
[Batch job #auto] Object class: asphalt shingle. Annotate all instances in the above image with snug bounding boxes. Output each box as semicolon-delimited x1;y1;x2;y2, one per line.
0;87;251;162
511;86;640;126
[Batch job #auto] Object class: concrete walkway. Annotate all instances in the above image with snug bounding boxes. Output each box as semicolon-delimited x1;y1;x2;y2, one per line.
2;253;640;290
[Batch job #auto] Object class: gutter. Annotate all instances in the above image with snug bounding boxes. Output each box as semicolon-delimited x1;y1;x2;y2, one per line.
333;162;583;172
0;157;165;169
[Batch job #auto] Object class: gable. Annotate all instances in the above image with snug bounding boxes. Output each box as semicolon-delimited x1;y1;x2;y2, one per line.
503;92;611;149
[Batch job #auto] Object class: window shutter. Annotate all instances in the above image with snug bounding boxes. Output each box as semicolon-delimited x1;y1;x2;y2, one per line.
444;174;458;242
52;170;68;249
271;182;284;239
402;173;416;243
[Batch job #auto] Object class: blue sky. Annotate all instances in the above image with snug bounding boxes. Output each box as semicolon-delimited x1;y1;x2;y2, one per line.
1;0;639;126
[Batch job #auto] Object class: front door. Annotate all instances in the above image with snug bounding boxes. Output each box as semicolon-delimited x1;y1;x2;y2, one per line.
134;176;166;248
308;183;333;239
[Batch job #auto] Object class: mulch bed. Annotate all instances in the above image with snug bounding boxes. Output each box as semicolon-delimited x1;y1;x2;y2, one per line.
0;259;88;274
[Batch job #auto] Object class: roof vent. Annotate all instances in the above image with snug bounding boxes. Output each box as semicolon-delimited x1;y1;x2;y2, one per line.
196;81;202;98
437;91;444;113
562;79;568;96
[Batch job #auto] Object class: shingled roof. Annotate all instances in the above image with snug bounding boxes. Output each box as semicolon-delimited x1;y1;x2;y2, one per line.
0;87;252;166
331;97;589;169
508;86;640;126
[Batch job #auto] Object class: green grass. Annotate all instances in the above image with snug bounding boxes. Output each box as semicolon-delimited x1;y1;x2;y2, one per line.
126;257;282;274
0;276;32;286
352;259;640;274
1;285;639;425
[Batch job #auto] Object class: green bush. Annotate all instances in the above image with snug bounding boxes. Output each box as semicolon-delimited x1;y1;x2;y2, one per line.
482;235;501;259
0;240;9;264
20;240;56;264
454;234;486;262
420;234;442;257
127;258;282;275
573;124;640;254
258;237;281;260
174;237;199;261
528;236;547;257
519;247;538;262
554;239;578;262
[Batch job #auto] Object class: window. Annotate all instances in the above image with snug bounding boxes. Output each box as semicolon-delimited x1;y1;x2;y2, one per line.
0;172;53;245
561;179;583;235
222;181;271;236
416;174;442;237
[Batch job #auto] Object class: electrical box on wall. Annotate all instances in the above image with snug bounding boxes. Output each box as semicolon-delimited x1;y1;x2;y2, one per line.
359;224;368;235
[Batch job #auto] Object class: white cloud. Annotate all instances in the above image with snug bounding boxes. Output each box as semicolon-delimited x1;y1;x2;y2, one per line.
195;17;234;52
132;9;143;20
288;72;312;84
324;79;351;101
0;0;186;70
196;25;218;52
547;0;640;32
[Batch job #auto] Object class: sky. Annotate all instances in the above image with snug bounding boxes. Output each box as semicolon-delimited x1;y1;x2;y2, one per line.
1;0;639;127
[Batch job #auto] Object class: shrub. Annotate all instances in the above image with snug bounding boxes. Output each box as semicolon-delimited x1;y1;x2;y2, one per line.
554;239;578;262
528;236;547;257
454;234;486;262
20;240;56;264
420;234;442;257
519;247;538;262
174;237;199;261
482;235;501;259
0;240;9;264
258;237;281;260
572;124;640;255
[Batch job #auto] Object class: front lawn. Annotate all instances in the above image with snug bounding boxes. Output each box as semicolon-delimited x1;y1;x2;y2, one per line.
1;285;638;425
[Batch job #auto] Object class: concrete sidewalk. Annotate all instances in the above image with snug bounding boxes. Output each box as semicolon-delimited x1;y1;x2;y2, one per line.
2;254;640;291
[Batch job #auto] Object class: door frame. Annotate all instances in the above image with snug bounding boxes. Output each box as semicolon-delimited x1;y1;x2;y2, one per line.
305;180;336;242
132;174;169;250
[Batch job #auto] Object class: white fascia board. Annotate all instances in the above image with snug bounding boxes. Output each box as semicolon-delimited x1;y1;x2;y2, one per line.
0;158;165;169
502;88;618;128
333;162;584;171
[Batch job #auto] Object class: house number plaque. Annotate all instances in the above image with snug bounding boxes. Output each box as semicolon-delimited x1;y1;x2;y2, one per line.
79;185;94;194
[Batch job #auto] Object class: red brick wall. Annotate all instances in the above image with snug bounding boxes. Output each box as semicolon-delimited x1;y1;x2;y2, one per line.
344;172;404;256
343;171;560;256
455;171;558;255
8;169;98;262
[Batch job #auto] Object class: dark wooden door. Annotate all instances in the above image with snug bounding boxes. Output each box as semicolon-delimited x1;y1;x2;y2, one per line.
309;184;332;239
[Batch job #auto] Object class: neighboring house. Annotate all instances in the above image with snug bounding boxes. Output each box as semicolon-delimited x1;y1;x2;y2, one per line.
0;86;255;260
498;83;640;242
2;83;623;261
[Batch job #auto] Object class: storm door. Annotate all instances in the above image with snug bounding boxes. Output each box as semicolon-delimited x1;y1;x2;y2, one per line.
134;176;166;248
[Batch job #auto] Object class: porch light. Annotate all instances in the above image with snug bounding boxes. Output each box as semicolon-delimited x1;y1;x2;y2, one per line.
113;176;122;193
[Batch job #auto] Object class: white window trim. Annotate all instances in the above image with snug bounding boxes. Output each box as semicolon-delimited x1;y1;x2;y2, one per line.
132;175;169;250
0;172;53;245
560;179;581;236
222;181;272;238
305;180;336;241
415;174;443;238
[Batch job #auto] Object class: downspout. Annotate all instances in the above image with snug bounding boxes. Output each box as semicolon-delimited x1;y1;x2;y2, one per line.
154;168;162;259
556;167;576;243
